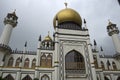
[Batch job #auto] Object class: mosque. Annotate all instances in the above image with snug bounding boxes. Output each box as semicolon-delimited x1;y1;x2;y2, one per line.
0;3;120;80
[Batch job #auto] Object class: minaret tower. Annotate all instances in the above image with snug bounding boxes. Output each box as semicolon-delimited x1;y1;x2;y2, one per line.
0;10;18;45
0;11;18;66
107;20;120;54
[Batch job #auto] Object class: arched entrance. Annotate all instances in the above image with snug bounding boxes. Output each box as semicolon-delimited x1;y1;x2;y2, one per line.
65;50;85;74
104;76;109;80
117;76;120;80
41;74;50;80
22;75;32;80
4;74;14;80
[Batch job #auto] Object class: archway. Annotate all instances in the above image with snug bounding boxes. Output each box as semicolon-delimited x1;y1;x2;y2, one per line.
117;76;120;80
22;75;32;80
104;76;109;80
4;74;14;80
41;74;50;80
65;50;85;74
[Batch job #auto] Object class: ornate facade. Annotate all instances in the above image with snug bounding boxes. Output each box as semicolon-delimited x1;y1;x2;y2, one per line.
0;5;120;80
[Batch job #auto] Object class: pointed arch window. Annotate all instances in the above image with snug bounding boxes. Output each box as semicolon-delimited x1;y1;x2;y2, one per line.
112;61;117;70
22;75;32;80
15;57;20;67
41;74;50;80
104;76;109;80
8;57;14;67
24;58;29;68
46;54;52;67
4;74;14;80
101;61;105;70
32;58;36;68
40;54;47;67
65;50;85;70
117;76;120;80
107;60;110;70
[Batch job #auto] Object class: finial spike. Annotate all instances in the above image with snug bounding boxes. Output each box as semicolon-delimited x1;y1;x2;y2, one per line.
24;41;27;47
84;19;86;24
108;19;112;25
39;35;41;41
64;2;68;8
100;46;103;51
94;39;97;46
48;31;50;36
13;9;16;15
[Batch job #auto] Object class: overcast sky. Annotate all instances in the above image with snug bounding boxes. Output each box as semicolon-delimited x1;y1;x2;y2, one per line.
0;0;120;55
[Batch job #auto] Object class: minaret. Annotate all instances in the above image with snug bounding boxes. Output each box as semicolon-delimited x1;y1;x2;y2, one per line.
0;11;18;67
107;20;120;54
0;10;18;45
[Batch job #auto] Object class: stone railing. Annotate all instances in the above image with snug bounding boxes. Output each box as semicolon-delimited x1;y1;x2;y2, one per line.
0;43;12;53
12;50;36;55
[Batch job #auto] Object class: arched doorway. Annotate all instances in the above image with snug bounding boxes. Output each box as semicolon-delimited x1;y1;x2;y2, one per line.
65;50;85;74
4;74;14;80
104;76;109;80
22;75;32;80
41;74;50;80
117;76;120;80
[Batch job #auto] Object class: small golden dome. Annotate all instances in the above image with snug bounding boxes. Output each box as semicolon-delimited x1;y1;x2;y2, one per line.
44;35;52;41
53;8;82;28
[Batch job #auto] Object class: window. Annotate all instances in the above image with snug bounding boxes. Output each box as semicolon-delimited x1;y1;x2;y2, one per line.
32;58;36;68
24;58;29;68
40;54;47;67
41;74;49;80
8;57;14;67
112;62;117;70
107;60;110;70
65;50;85;70
101;61;105;70
46;54;52;67
22;75;32;80
4;74;14;80
15;57;20;67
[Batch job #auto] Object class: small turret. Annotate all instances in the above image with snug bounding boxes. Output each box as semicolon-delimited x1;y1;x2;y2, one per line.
100;46;104;57
93;39;98;52
83;19;87;29
107;20;119;36
41;32;54;50
4;10;18;28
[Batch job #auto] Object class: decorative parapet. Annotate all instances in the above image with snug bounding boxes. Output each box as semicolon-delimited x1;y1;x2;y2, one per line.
0;43;12;53
12;50;36;55
113;52;120;60
40;46;54;50
99;55;114;58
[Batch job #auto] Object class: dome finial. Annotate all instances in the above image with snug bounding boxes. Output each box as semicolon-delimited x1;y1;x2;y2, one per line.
13;9;16;15
108;19;112;25
64;2;68;8
48;31;50;36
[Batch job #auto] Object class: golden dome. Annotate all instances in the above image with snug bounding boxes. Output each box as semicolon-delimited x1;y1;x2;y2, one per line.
53;8;82;28
44;35;52;41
